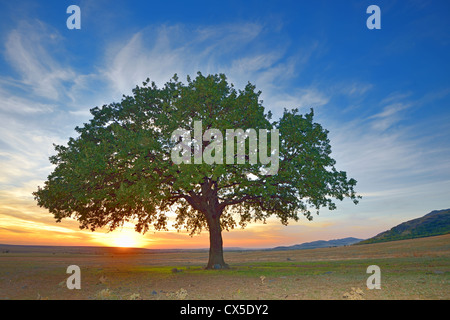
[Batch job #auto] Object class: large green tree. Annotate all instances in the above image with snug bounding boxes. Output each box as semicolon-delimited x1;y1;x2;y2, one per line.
33;72;360;269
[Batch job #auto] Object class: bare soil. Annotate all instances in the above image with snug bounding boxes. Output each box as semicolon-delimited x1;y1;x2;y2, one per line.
0;234;449;300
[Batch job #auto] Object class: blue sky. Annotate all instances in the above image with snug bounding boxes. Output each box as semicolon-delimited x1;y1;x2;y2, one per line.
0;0;449;248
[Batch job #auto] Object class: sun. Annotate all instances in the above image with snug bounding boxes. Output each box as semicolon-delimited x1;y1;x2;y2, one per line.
94;222;149;248
112;233;139;248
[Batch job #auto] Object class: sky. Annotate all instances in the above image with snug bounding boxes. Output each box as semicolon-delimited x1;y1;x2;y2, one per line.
0;0;449;249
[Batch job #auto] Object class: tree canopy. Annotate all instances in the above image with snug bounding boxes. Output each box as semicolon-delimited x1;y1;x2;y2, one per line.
33;72;360;268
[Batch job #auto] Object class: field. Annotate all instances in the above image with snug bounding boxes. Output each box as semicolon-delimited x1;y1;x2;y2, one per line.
0;234;449;300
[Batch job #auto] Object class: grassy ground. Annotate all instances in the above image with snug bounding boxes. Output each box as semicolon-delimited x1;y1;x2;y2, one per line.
0;234;448;300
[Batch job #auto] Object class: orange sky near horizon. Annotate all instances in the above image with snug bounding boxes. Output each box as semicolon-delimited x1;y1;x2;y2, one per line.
0;182;385;249
1;178;441;250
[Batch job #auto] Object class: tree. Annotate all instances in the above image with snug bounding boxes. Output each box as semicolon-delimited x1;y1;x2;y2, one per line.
33;72;360;269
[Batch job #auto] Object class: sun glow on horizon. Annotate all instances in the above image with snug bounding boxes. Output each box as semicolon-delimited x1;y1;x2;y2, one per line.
112;233;138;248
93;223;150;248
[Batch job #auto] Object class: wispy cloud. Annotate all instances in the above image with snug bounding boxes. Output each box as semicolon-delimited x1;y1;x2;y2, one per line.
103;27;187;95
4;20;75;100
0;88;55;114
323;86;450;230
337;82;373;97
102;23;266;95
369;102;411;131
101;22;326;119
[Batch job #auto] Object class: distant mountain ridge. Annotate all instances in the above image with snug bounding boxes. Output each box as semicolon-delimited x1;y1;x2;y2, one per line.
0;238;364;254
358;208;450;244
267;237;363;251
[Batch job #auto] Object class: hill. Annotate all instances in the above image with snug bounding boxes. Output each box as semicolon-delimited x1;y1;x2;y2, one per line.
267;237;363;251
358;208;450;244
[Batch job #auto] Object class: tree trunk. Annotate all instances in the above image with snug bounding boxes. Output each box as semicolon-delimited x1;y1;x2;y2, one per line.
205;212;229;269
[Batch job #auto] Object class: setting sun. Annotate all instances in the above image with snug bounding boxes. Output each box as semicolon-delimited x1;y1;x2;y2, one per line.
95;224;148;248
113;233;138;248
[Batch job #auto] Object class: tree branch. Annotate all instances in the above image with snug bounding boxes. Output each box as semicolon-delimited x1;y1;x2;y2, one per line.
218;194;262;211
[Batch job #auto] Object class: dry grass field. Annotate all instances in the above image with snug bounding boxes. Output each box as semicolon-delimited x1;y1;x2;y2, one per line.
0;234;449;300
